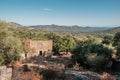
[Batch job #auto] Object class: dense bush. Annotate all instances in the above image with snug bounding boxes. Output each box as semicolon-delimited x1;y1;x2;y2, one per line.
113;32;120;58
71;40;113;71
0;21;23;65
102;35;113;45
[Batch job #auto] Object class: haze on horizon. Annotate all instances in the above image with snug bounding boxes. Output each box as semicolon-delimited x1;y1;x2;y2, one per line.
0;0;120;27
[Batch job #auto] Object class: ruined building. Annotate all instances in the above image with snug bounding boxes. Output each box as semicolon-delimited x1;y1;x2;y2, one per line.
22;38;53;59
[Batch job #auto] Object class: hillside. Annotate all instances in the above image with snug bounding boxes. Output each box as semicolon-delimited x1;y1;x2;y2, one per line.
1;21;120;80
28;24;111;32
104;26;120;34
3;21;117;34
1;21;120;38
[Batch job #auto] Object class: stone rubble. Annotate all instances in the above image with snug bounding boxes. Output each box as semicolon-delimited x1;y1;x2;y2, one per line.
0;66;12;80
65;69;101;80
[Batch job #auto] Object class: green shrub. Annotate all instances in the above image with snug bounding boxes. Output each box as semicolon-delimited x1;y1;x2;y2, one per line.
71;40;113;71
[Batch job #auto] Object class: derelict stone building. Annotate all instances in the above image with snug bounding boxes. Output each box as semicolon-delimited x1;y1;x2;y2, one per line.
22;38;53;59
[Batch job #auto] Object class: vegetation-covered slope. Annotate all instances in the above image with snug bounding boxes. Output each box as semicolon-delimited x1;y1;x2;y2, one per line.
0;20;120;72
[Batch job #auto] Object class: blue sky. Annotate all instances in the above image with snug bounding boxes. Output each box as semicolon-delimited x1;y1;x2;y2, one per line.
0;0;120;27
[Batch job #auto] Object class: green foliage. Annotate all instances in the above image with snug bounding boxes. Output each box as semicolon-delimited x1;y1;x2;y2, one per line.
56;35;77;52
0;20;117;70
0;21;23;65
113;32;120;46
71;40;113;71
0;36;23;65
0;54;5;65
45;33;63;52
85;53;106;71
102;35;113;45
113;32;120;57
63;35;77;51
45;33;77;53
116;45;120;57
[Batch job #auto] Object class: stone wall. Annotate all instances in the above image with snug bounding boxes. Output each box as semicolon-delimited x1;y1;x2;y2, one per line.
29;40;53;55
22;38;53;59
0;66;12;80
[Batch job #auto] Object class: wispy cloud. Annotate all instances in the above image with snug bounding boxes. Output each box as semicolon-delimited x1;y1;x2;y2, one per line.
43;8;52;11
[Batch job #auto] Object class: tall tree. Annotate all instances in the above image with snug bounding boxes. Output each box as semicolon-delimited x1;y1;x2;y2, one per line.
0;36;23;65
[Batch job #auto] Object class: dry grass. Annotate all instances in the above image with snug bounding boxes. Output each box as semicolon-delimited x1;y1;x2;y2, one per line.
42;64;66;80
101;72;116;80
17;71;43;80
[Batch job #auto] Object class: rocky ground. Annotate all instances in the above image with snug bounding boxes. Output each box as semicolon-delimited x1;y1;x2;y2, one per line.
10;55;120;80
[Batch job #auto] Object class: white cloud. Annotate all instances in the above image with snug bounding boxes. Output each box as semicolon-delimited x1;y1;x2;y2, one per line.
43;8;52;11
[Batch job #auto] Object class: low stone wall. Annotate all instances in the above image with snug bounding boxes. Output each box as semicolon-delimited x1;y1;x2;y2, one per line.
0;66;12;80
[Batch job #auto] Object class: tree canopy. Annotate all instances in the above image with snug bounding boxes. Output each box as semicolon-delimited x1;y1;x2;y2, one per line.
71;39;113;71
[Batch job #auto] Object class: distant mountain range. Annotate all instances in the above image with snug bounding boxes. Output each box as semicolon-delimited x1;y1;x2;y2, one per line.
28;24;113;32
105;26;120;33
11;22;120;33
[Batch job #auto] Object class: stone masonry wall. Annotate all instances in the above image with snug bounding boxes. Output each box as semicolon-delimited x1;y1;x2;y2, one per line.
0;66;12;80
29;40;53;53
22;39;53;59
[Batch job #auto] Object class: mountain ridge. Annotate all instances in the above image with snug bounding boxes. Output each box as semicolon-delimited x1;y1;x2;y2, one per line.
28;24;113;32
4;21;120;33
